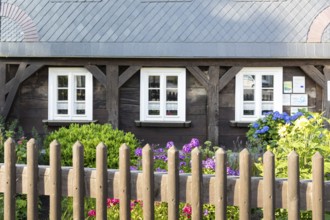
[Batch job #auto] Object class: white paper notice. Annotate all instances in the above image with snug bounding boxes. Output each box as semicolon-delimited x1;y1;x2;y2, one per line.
292;76;305;93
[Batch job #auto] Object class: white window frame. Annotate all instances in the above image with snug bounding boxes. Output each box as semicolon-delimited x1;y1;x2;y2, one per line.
140;68;186;122
48;67;93;121
235;67;283;122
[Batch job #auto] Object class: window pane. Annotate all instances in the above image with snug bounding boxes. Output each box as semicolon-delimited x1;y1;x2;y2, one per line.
75;102;85;115
243;75;255;88
76;89;85;101
262;103;273;115
58;76;68;87
244;89;254;101
149;76;160;88
262;75;274;88
148;103;160;115
76;76;85;88
57;102;68;114
243;103;255;115
166;103;178;116
149;89;160;101
167;76;178;88
166;89;177;101
58;89;68;100
262;89;273;101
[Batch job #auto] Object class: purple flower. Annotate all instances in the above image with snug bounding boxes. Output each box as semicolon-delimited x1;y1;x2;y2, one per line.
135;148;142;157
203;209;209;216
227;167;239;176
179;152;186;160
130;166;137;171
202;158;215;170
179;161;186;167
190;138;200;147
179;169;184;173
183;144;192;154
166;141;175;149
156;167;167;172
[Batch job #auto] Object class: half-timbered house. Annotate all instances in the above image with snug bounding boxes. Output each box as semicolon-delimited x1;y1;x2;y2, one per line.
1;0;330;147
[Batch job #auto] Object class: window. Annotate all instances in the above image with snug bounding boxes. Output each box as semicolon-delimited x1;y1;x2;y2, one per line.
48;68;93;121
140;68;186;122
235;67;283;121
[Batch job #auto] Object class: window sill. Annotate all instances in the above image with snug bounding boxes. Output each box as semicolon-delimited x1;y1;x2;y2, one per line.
135;120;191;128
42;120;98;126
229;120;251;128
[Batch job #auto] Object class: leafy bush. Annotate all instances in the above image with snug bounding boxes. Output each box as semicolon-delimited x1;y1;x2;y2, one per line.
44;123;140;168
255;112;330;179
246;111;306;150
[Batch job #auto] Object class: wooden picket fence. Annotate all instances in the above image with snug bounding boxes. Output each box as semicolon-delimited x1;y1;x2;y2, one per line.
1;137;330;220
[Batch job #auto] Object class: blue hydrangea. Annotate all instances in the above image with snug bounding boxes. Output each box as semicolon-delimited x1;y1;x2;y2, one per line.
252;122;259;129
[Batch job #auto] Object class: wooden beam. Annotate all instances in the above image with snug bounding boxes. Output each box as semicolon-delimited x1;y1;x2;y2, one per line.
5;64;43;94
0;63;5;113
300;65;326;89
218;66;243;92
85;65;107;87
107;65;119;129
186;66;209;88
118;66;141;88
207;66;220;146
2;63;27;119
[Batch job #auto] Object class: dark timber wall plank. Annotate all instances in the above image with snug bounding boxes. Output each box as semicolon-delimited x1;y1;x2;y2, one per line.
2;63;27;119
0;63;5;113
118;66;141;88
207;66;220;145
107;65;119;128
218;66;242;92
85;65;107;87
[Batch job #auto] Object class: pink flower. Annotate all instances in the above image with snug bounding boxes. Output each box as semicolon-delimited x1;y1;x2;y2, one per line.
107;198;120;207
182;204;192;218
88;209;96;217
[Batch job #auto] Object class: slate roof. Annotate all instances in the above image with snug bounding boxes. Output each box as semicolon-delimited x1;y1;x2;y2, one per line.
0;0;330;58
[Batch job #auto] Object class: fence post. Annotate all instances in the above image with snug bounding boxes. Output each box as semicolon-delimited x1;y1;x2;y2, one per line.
167;146;179;220
96;143;107;220
312;152;324;220
191;147;202;220
27;138;38;220
73;141;84;220
50;140;61;220
263;151;275;220
288;151;300;220
239;148;251;220
142;144;154;220
119;144;131;220
215;148;227;220
4;138;16;220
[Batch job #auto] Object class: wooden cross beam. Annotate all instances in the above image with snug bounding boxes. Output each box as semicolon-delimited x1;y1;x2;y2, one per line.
1;63;44;120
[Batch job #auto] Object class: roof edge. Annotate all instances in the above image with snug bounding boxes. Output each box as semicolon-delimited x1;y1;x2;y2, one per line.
1;42;330;59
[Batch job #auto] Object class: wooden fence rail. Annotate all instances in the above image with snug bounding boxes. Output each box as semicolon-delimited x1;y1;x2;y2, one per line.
1;138;330;219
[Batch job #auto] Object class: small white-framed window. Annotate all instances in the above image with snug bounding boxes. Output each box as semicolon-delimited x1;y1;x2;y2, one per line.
48;67;93;121
235;67;283;121
140;68;186;122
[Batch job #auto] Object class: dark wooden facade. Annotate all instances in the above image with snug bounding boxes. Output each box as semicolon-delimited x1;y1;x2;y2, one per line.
0;58;327;148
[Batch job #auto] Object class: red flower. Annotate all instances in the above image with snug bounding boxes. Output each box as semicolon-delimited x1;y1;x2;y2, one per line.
88;209;96;217
182;204;192;218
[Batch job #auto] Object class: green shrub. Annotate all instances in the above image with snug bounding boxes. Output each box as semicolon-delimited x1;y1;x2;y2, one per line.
246;111;307;150
255;112;330;179
44;123;140;168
